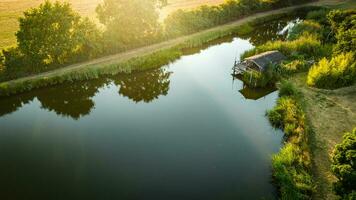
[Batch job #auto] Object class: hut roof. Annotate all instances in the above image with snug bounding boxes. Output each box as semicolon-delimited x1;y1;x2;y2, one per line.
245;50;286;71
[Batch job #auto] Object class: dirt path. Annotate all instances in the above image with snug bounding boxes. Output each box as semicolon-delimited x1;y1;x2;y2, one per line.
0;0;344;87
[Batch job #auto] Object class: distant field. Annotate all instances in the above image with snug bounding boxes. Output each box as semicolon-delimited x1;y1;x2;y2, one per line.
0;0;224;50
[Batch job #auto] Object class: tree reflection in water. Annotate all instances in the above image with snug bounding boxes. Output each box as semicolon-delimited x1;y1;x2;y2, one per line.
36;79;109;119
0;95;34;117
0;16;300;118
0;68;172;119
0;79;109;119
114;67;172;103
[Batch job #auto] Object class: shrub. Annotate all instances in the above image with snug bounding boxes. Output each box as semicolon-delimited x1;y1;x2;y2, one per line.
287;20;322;41
267;97;303;132
241;65;279;88
307;52;356;89
268;109;283;128
242;71;271;88
268;95;313;199
280;59;310;74
331;128;356;199
0;47;31;81
241;33;323;60
328;10;356;54
272;143;313;200
279;80;299;97
306;8;331;25
164;0;314;37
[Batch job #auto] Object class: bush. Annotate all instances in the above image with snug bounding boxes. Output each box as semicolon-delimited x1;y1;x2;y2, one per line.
272;143;313;200
267;97;304;134
242;71;271;88
306;8;331;25
241;33;324;60
287;20;322;41
328;10;356;54
280;59;311;74
279;80;299;97
268;109;284;128
268;95;313;199
307;52;356;89
241;65;279;88
164;0;314;37
0;47;31;81
331;128;356;199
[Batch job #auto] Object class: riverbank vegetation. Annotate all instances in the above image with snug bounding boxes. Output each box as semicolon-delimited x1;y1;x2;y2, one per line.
0;0;316;84
307;52;356;89
306;9;356;89
164;0;313;36
0;6;319;96
239;5;355;199
268;81;313;199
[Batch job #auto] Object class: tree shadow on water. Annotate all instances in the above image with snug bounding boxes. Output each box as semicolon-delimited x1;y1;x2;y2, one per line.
0;79;108;120
114;67;172;103
0;68;172;119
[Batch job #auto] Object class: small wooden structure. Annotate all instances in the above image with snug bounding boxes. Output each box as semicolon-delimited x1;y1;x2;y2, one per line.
232;50;286;75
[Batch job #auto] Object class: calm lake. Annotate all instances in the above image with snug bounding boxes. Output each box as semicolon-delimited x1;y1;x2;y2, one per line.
0;14;304;200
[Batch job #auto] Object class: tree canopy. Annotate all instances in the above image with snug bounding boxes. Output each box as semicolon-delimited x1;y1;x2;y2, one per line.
16;1;101;67
96;0;161;50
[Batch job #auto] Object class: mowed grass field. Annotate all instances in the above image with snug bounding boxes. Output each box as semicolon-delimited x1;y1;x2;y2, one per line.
0;0;224;50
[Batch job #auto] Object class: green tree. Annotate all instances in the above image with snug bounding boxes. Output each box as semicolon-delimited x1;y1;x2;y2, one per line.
16;1;101;67
72;18;103;62
331;128;356;199
96;0;161;51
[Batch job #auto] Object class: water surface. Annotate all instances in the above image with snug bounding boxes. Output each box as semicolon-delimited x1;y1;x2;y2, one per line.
0;15;305;200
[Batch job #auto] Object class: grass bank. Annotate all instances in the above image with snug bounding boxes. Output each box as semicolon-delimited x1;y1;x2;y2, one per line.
0;1;343;96
267;81;314;199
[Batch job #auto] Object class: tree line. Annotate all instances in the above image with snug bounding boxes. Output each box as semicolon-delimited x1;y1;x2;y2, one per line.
0;0;314;81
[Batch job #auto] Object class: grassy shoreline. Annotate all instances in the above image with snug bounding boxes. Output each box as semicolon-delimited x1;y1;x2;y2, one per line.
268;80;314;199
0;2;342;96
